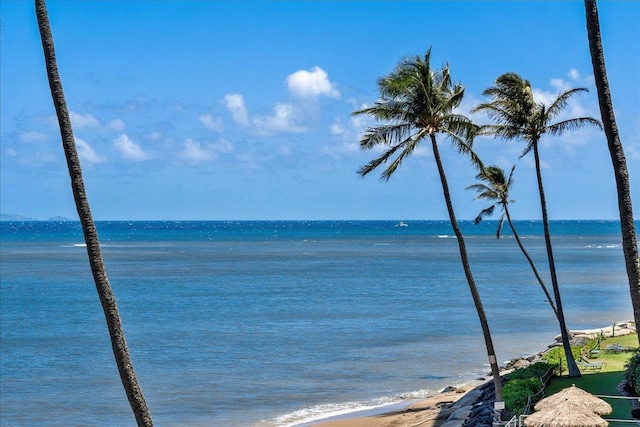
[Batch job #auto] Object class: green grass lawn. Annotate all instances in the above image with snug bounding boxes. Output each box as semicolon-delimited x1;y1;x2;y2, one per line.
543;333;638;424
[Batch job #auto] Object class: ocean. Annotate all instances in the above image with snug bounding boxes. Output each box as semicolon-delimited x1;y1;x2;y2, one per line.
0;220;633;426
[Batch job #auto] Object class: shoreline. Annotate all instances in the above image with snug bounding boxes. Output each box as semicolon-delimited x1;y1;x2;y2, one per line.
286;382;483;427
303;383;487;427
299;321;636;427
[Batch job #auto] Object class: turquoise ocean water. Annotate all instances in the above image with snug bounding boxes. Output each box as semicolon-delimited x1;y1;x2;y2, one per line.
0;220;633;426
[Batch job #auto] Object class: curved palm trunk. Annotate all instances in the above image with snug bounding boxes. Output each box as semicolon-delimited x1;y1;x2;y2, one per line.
431;135;503;404
504;208;566;327
35;1;153;425
532;143;580;378
585;0;640;340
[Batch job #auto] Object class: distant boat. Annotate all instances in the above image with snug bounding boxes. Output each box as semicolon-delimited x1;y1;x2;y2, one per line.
396;221;408;227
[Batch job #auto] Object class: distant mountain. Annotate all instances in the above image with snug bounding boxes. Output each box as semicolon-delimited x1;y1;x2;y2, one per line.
0;214;75;222
0;214;36;221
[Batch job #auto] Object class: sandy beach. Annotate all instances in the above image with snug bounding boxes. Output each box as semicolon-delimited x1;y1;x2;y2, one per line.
310;388;474;427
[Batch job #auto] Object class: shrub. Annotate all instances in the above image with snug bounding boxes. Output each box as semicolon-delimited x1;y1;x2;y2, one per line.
506;362;556;381
503;377;543;415
624;349;640;395
542;346;582;375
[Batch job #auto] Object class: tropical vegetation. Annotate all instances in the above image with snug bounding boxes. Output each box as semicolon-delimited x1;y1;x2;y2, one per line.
472;72;602;378
353;48;503;403
624;350;640;396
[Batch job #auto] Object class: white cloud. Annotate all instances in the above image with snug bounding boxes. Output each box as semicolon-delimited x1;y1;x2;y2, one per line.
180;138;233;163
253;103;306;134
550;78;571;92
224;94;249;126
75;138;105;164
533;87;558;106
181;138;215;162
20;131;48;143
568;69;580;80
113;134;150;161
107;119;126;132
212;139;234;153
286;66;340;98
199;114;224;132
322;142;359;159
330;118;345;135
148;131;162;140
70;112;100;129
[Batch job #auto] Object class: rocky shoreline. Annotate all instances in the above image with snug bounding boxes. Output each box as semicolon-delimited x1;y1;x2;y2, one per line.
459;321;636;427
312;321;636;427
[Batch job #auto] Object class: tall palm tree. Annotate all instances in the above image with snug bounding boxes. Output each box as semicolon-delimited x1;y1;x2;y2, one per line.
354;49;503;404
35;1;153;425
472;73;602;378
584;0;640;340
467;165;571;336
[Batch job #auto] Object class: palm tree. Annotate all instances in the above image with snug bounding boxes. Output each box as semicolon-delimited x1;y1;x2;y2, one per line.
584;0;640;340
472;73;602;378
35;1;153;425
467;165;571;337
353;49;503;404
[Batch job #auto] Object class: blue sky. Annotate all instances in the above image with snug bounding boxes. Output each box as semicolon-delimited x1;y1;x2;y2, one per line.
1;1;638;220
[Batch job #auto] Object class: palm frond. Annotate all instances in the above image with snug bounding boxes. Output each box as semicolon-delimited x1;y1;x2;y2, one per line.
357;138;407;177
545;87;588;121
496;214;506;239
468;165;515;217
353;100;420;123
355;48;478;182
466;182;491;194
519;140;535;158
475;73;536;138
358;123;415;149
481;165;507;186
474;204;496;224
443;129;483;170
506;165;516;188
546;117;603;136
379;131;426;181
442;113;476;139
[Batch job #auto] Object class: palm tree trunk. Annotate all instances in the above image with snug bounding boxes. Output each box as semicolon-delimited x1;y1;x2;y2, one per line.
584;0;640;341
532;143;580;378
431;135;503;405
504;207;571;335
35;1;153;425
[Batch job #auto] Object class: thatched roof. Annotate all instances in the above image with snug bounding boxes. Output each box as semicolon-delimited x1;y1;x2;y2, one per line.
534;384;612;416
524;400;609;427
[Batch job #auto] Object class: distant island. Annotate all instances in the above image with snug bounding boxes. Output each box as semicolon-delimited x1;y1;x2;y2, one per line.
0;214;74;222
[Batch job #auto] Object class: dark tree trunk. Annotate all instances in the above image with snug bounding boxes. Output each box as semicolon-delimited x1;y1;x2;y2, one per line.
532;143;580;378
504;207;570;335
431;135;503;406
35;1;153;425
585;0;640;340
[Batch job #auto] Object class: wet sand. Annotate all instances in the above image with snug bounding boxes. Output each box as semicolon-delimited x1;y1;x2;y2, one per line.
311;388;472;427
